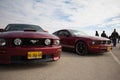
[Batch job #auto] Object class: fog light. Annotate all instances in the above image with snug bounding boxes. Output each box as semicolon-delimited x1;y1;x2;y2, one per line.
45;39;51;45
14;38;22;45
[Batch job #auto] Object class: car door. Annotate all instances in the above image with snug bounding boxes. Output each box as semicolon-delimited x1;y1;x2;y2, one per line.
57;30;75;48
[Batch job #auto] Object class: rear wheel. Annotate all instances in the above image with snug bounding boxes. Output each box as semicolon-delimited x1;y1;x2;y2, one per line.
75;41;88;55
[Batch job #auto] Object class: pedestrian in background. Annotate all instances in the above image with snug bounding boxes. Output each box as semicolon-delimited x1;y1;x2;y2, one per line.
110;29;119;47
95;31;99;36
101;30;108;38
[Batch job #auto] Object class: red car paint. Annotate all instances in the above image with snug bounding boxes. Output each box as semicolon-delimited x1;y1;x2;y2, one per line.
53;29;112;55
0;24;61;64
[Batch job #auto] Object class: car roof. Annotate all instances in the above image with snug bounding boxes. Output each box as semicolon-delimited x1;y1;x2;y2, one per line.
7;24;39;26
57;29;79;32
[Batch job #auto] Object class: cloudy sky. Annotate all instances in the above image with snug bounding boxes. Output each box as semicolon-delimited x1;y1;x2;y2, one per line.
0;0;120;36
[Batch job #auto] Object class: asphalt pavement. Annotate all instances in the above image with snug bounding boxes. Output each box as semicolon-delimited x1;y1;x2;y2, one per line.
0;43;120;80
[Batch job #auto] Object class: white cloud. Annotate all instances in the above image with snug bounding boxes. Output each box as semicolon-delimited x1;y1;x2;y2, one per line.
0;0;120;35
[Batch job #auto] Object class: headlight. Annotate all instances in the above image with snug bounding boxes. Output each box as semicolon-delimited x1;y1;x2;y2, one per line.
92;41;96;45
0;39;6;46
14;38;22;46
45;39;51;46
54;40;60;46
91;41;99;45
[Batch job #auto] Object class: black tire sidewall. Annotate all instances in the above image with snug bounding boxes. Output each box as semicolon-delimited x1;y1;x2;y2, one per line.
75;41;88;55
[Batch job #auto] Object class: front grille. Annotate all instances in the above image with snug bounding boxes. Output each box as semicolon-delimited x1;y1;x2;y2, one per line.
107;40;112;44
101;40;111;45
12;38;53;47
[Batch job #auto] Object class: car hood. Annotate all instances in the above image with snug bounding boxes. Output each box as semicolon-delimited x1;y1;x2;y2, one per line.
0;31;59;39
75;35;110;41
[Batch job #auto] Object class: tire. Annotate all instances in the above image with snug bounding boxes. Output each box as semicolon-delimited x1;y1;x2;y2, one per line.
75;41;88;55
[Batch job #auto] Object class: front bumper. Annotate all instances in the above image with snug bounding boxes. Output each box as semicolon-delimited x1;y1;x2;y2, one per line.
88;44;112;53
0;46;61;64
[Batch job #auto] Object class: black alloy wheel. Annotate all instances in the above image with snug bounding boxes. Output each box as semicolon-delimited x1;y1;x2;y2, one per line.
75;41;88;55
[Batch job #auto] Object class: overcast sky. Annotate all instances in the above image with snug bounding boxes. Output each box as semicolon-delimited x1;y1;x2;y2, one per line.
0;0;120;36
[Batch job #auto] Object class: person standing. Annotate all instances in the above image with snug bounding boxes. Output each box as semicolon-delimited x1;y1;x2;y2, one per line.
101;30;108;38
95;31;99;36
110;29;119;47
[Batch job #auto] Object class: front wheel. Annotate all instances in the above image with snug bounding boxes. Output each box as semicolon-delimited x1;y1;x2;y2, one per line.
75;41;88;55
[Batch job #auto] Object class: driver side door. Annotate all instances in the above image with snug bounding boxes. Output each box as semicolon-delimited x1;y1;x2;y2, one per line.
57;30;75;48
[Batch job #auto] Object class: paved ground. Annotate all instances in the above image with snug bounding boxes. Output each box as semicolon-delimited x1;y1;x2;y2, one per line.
0;44;120;80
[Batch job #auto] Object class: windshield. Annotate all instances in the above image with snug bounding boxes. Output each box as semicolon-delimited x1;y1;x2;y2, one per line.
5;24;44;32
70;30;88;36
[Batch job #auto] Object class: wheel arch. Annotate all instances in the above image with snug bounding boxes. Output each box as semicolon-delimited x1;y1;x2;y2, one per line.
75;39;88;48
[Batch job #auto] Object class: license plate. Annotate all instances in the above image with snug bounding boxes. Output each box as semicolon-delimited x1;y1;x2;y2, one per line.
27;51;42;59
107;47;111;51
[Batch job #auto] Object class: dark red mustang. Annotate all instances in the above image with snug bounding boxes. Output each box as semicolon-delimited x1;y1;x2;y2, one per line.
0;24;61;64
53;29;112;55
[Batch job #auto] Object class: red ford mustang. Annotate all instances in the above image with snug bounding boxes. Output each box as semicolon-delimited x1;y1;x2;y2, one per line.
53;29;112;55
0;24;61;64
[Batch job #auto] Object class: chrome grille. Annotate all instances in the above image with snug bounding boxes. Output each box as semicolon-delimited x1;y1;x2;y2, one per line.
12;38;53;47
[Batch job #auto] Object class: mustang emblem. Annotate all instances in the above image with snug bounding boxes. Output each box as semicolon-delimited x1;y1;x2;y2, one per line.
30;40;39;44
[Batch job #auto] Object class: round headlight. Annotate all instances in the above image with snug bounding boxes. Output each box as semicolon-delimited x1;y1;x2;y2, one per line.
14;38;22;45
92;41;96;45
45;39;51;46
55;40;60;46
0;39;6;46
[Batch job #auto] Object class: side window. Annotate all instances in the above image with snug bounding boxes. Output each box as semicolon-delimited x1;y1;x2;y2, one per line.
58;31;70;37
58;31;63;36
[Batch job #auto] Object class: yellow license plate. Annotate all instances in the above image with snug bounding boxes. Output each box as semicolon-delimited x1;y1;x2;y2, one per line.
27;51;42;59
107;47;111;51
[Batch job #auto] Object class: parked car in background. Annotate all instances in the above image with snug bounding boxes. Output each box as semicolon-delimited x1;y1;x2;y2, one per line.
53;29;112;55
0;24;61;64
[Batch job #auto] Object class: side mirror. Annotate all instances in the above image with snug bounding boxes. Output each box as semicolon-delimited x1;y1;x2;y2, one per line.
0;29;4;32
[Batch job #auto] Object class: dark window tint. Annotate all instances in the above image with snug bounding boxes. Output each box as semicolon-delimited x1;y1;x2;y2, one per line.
5;24;44;32
58;31;69;37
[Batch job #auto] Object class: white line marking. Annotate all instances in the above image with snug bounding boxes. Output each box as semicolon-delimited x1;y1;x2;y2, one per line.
110;51;120;65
